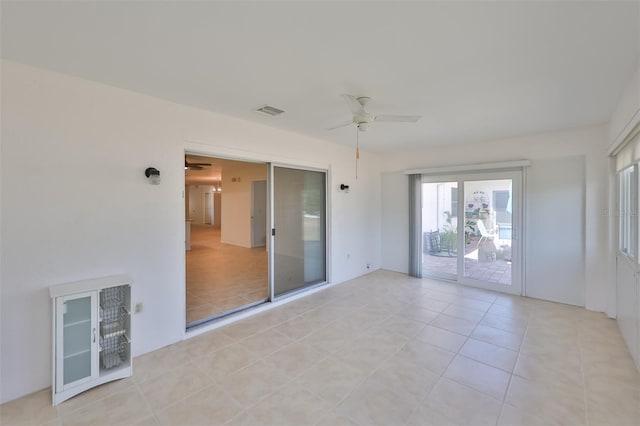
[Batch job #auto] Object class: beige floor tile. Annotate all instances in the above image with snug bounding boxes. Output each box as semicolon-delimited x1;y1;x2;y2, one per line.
365;353;440;402
396;340;456;375
277;312;333;340
480;312;528;335
60;388;153;426
237;327;294;358
335;379;418;426
415;324;468;352
497;402;548;426
7;270;640;426
431;313;479;336
459;288;498;303
505;375;586;425
55;378;135;417
380;314;426;339
586;388;640;426
514;351;583;387
339;306;394;332
406;403;459;426
444;355;511;400
443;304;487;322
137;363;214;411
0;388;58;426
263;342;326;378
299;322;355;355
155;384;242;425
315;410;359;426
133;345;192;384
459;338;518;372
220;317;272;340
215;360;290;408
471;324;523;351
487;303;531;320
519;332;580;358
411;292;455;311
291;356;371;406
246;385;331;426
181;329;237;360
450;297;493;312
396;305;441;324
423;377;502;426
195;343;261;379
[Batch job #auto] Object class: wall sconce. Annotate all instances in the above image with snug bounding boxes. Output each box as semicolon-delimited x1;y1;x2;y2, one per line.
339;184;350;193
145;167;161;185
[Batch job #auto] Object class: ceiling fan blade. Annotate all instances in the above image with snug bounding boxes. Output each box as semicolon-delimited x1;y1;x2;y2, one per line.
327;120;354;131
375;114;422;122
187;165;204;170
189;162;211;166
341;94;365;115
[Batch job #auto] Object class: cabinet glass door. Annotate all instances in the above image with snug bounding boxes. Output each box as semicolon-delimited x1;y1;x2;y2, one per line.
57;292;97;390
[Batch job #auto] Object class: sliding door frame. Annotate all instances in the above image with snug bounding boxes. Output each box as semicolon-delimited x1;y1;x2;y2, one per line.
421;169;524;295
269;163;330;301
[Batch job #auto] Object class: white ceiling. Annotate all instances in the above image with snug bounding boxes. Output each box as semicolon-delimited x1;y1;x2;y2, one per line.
2;1;639;151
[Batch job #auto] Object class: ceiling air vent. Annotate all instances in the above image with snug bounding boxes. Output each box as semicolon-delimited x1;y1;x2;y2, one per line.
254;105;285;116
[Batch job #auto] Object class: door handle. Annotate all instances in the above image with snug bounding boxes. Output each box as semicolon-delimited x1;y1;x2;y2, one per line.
92;327;96;343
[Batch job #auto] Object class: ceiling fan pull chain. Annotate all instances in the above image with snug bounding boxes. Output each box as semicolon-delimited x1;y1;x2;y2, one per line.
356;126;360;180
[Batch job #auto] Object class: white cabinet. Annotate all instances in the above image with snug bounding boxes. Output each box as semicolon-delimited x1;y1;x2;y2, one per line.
50;275;132;405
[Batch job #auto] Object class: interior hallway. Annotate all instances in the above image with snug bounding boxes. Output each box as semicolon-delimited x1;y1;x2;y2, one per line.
4;270;638;425
187;224;268;324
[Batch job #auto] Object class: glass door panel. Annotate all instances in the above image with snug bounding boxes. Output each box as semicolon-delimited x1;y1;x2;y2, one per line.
420;171;522;295
272;166;326;297
59;293;96;388
422;181;459;280
463;178;514;287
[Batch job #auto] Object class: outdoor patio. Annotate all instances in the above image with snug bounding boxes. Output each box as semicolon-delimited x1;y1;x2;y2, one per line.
423;235;512;285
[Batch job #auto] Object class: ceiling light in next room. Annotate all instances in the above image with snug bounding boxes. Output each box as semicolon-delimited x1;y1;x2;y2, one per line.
254;104;285;116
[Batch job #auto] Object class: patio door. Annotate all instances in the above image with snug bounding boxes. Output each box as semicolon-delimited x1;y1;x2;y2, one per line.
422;171;522;295
270;165;327;298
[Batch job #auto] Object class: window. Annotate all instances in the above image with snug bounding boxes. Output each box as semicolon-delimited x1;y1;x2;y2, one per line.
618;165;636;257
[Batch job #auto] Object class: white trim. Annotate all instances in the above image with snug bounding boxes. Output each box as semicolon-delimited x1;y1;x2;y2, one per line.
404;160;531;175
608;109;640;156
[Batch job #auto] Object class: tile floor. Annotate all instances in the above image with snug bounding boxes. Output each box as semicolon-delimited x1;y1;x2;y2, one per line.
187;225;268;324
2;270;640;425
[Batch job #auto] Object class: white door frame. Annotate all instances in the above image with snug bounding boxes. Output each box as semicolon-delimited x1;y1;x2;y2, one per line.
422;169;524;295
251;180;267;248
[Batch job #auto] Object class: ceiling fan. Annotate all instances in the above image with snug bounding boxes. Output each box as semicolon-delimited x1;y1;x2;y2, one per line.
329;94;421;132
184;156;212;170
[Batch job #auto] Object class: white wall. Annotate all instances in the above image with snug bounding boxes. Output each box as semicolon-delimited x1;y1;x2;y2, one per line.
187;185;213;224
0;60;382;403
608;66;640;150
381;126;611;314
220;163;267;248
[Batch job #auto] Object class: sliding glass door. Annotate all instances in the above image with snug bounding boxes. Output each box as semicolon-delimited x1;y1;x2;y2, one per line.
271;166;327;298
422;180;459;280
422;171;522;295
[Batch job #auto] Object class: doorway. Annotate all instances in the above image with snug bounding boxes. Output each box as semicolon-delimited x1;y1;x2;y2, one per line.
185;154;269;326
422;171;522;295
185;155;329;327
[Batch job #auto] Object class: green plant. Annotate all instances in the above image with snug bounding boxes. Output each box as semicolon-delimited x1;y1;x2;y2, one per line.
441;211;457;254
